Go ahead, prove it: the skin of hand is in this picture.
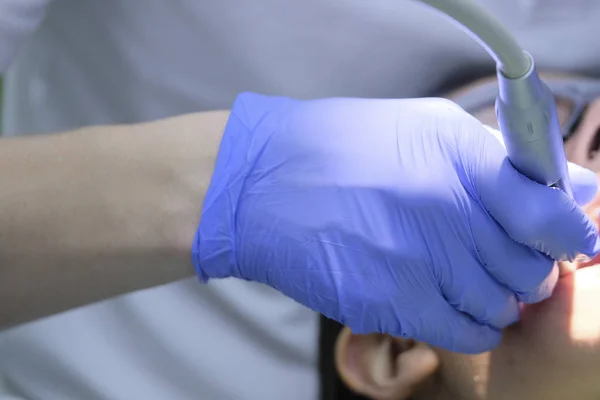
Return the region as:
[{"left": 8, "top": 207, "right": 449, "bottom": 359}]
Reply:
[{"left": 334, "top": 73, "right": 600, "bottom": 400}]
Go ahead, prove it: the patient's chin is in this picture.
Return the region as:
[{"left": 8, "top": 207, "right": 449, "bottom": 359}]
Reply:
[
  {"left": 437, "top": 266, "right": 600, "bottom": 400},
  {"left": 514, "top": 266, "right": 600, "bottom": 344},
  {"left": 488, "top": 266, "right": 600, "bottom": 394}
]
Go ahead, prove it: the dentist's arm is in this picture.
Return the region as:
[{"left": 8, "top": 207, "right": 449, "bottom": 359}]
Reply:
[{"left": 0, "top": 111, "right": 228, "bottom": 328}]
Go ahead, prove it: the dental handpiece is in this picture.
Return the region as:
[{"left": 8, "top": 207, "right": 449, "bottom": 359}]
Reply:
[
  {"left": 495, "top": 54, "right": 573, "bottom": 198},
  {"left": 414, "top": 0, "right": 573, "bottom": 198}
]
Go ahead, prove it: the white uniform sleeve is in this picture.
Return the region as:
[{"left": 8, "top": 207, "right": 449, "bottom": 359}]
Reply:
[{"left": 0, "top": 0, "right": 52, "bottom": 73}]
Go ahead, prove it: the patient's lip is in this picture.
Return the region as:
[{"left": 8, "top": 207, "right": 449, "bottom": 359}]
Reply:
[
  {"left": 575, "top": 253, "right": 592, "bottom": 264},
  {"left": 559, "top": 260, "right": 578, "bottom": 276}
]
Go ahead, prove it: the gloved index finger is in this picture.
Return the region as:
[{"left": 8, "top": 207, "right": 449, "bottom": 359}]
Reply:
[
  {"left": 483, "top": 125, "right": 599, "bottom": 207},
  {"left": 474, "top": 131, "right": 600, "bottom": 262}
]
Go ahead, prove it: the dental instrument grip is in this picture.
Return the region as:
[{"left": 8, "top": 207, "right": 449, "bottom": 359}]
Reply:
[
  {"left": 414, "top": 0, "right": 573, "bottom": 198},
  {"left": 495, "top": 53, "right": 573, "bottom": 198}
]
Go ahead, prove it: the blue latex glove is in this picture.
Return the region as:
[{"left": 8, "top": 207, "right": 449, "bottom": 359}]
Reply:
[{"left": 194, "top": 94, "right": 599, "bottom": 353}]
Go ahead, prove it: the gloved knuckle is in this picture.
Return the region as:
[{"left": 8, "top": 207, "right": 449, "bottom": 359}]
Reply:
[
  {"left": 529, "top": 286, "right": 553, "bottom": 303},
  {"left": 514, "top": 266, "right": 553, "bottom": 296},
  {"left": 509, "top": 207, "right": 551, "bottom": 244},
  {"left": 518, "top": 286, "right": 549, "bottom": 304},
  {"left": 429, "top": 97, "right": 464, "bottom": 112},
  {"left": 486, "top": 297, "right": 519, "bottom": 328},
  {"left": 411, "top": 97, "right": 466, "bottom": 119},
  {"left": 517, "top": 262, "right": 557, "bottom": 303}
]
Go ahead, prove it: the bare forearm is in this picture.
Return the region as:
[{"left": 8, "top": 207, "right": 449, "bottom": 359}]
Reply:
[{"left": 0, "top": 111, "right": 229, "bottom": 328}]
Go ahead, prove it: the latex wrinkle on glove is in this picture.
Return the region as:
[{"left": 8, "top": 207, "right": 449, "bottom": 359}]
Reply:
[{"left": 194, "top": 93, "right": 600, "bottom": 353}]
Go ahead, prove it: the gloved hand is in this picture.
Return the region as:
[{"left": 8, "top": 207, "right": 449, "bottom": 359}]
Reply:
[{"left": 194, "top": 94, "right": 599, "bottom": 353}]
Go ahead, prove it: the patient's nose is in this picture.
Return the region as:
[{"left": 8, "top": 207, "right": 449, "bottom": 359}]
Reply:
[{"left": 565, "top": 99, "right": 600, "bottom": 172}]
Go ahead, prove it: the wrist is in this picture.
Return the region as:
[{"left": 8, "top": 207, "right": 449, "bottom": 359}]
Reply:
[
  {"left": 89, "top": 110, "right": 230, "bottom": 282},
  {"left": 193, "top": 93, "right": 299, "bottom": 281},
  {"left": 153, "top": 111, "right": 230, "bottom": 272},
  {"left": 192, "top": 104, "right": 255, "bottom": 281}
]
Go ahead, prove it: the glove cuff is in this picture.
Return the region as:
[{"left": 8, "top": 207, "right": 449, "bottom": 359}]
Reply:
[{"left": 192, "top": 92, "right": 291, "bottom": 282}]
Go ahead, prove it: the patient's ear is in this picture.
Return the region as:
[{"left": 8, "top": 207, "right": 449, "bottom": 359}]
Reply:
[{"left": 335, "top": 327, "right": 439, "bottom": 400}]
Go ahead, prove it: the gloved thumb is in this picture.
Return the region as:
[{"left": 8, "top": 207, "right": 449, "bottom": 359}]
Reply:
[{"left": 484, "top": 125, "right": 598, "bottom": 206}]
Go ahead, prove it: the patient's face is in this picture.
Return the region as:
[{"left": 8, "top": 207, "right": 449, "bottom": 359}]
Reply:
[
  {"left": 335, "top": 74, "right": 600, "bottom": 400},
  {"left": 337, "top": 266, "right": 600, "bottom": 400},
  {"left": 436, "top": 265, "right": 600, "bottom": 400}
]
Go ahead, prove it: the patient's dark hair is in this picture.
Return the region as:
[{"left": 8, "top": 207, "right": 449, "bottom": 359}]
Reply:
[{"left": 319, "top": 315, "right": 370, "bottom": 400}]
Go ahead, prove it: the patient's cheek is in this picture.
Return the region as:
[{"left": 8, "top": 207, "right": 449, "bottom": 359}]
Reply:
[{"left": 481, "top": 267, "right": 600, "bottom": 400}]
